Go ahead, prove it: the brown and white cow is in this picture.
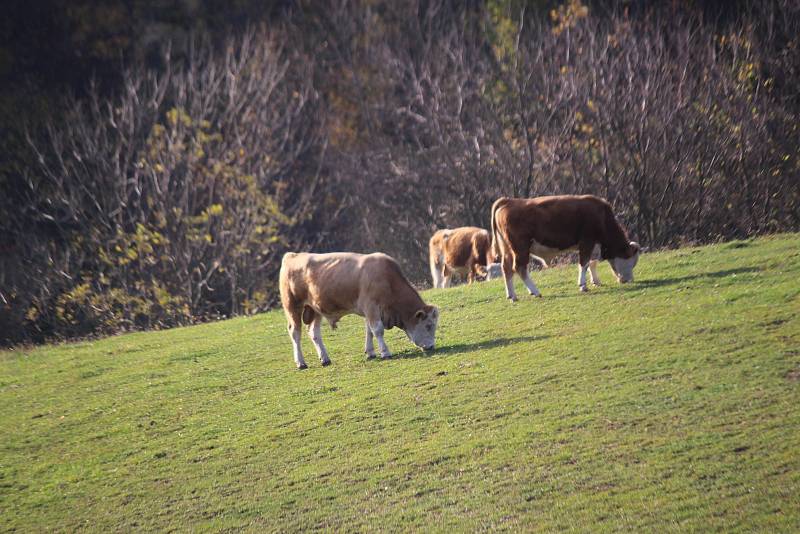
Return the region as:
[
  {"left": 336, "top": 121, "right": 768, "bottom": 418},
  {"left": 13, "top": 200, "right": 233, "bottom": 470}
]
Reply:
[
  {"left": 279, "top": 252, "right": 439, "bottom": 369},
  {"left": 429, "top": 226, "right": 497, "bottom": 288},
  {"left": 490, "top": 195, "right": 640, "bottom": 301}
]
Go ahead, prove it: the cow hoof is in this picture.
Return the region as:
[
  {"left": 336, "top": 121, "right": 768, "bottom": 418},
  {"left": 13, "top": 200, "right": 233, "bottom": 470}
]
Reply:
[
  {"left": 380, "top": 354, "right": 392, "bottom": 360},
  {"left": 579, "top": 285, "right": 588, "bottom": 293},
  {"left": 508, "top": 296, "right": 518, "bottom": 303},
  {"left": 366, "top": 353, "right": 376, "bottom": 360},
  {"left": 297, "top": 363, "right": 308, "bottom": 370},
  {"left": 321, "top": 359, "right": 331, "bottom": 367},
  {"left": 534, "top": 293, "right": 542, "bottom": 298}
]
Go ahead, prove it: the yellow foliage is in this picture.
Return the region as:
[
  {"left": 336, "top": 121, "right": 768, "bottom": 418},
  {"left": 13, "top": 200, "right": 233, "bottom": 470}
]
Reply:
[
  {"left": 551, "top": 0, "right": 589, "bottom": 36},
  {"left": 166, "top": 107, "right": 192, "bottom": 128},
  {"left": 25, "top": 306, "right": 39, "bottom": 322}
]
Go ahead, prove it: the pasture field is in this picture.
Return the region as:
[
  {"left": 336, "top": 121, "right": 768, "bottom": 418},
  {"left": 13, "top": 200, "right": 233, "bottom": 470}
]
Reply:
[{"left": 1, "top": 234, "right": 799, "bottom": 532}]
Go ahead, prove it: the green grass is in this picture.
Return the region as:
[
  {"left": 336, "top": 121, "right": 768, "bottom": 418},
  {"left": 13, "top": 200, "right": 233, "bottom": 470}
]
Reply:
[{"left": 2, "top": 234, "right": 799, "bottom": 532}]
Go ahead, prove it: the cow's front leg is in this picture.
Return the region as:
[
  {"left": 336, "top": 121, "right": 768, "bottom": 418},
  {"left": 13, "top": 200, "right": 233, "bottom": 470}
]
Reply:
[
  {"left": 307, "top": 314, "right": 331, "bottom": 366},
  {"left": 364, "top": 321, "right": 376, "bottom": 359},
  {"left": 502, "top": 255, "right": 517, "bottom": 301},
  {"left": 466, "top": 260, "right": 477, "bottom": 284},
  {"left": 287, "top": 318, "right": 307, "bottom": 370},
  {"left": 589, "top": 260, "right": 601, "bottom": 286},
  {"left": 368, "top": 319, "right": 392, "bottom": 359}
]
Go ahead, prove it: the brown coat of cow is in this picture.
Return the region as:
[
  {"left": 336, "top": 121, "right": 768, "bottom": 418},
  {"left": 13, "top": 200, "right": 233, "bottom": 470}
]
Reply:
[
  {"left": 490, "top": 195, "right": 640, "bottom": 300},
  {"left": 428, "top": 227, "right": 493, "bottom": 288},
  {"left": 279, "top": 252, "right": 439, "bottom": 369}
]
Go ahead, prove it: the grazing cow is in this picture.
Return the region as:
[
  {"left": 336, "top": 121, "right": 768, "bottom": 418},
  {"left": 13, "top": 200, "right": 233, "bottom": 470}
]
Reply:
[
  {"left": 279, "top": 252, "right": 439, "bottom": 369},
  {"left": 490, "top": 195, "right": 640, "bottom": 301},
  {"left": 429, "top": 227, "right": 497, "bottom": 288}
]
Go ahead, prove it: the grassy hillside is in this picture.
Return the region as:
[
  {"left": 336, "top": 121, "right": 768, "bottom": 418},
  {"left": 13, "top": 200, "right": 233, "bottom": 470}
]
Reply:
[{"left": 2, "top": 234, "right": 799, "bottom": 532}]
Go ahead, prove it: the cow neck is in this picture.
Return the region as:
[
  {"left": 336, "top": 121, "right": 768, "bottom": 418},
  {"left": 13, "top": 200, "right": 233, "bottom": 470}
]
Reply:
[
  {"left": 383, "top": 282, "right": 424, "bottom": 331},
  {"left": 601, "top": 209, "right": 632, "bottom": 259}
]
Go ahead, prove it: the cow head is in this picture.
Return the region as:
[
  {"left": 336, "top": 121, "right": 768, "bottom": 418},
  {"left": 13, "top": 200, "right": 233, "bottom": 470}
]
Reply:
[
  {"left": 405, "top": 305, "right": 439, "bottom": 351},
  {"left": 609, "top": 241, "right": 640, "bottom": 283},
  {"left": 485, "top": 262, "right": 503, "bottom": 280}
]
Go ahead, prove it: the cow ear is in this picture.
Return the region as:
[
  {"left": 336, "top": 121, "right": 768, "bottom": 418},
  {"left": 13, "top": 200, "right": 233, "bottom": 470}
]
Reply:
[
  {"left": 424, "top": 305, "right": 438, "bottom": 319},
  {"left": 415, "top": 309, "right": 426, "bottom": 320}
]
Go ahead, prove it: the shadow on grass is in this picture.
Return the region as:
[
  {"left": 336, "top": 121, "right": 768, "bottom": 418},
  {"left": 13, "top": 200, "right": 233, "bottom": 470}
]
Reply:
[
  {"left": 380, "top": 335, "right": 549, "bottom": 361},
  {"left": 630, "top": 266, "right": 760, "bottom": 289},
  {"left": 504, "top": 266, "right": 762, "bottom": 299}
]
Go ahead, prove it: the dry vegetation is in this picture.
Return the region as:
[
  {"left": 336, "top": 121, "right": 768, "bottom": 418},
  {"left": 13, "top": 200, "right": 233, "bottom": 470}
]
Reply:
[{"left": 2, "top": 0, "right": 798, "bottom": 343}]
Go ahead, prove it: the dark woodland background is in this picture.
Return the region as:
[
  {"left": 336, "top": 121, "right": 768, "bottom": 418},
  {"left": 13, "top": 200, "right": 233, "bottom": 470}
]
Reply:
[{"left": 1, "top": 0, "right": 798, "bottom": 344}]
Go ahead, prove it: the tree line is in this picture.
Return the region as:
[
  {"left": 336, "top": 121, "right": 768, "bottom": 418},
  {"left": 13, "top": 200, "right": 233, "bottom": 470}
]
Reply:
[{"left": 1, "top": 0, "right": 798, "bottom": 344}]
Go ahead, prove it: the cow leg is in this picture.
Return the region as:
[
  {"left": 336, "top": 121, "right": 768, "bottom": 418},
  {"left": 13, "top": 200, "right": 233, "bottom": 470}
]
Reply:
[
  {"left": 514, "top": 248, "right": 541, "bottom": 298},
  {"left": 474, "top": 262, "right": 488, "bottom": 281},
  {"left": 430, "top": 253, "right": 443, "bottom": 288},
  {"left": 442, "top": 267, "right": 453, "bottom": 288},
  {"left": 466, "top": 259, "right": 476, "bottom": 284},
  {"left": 364, "top": 321, "right": 376, "bottom": 359},
  {"left": 368, "top": 319, "right": 392, "bottom": 359},
  {"left": 436, "top": 264, "right": 446, "bottom": 289},
  {"left": 578, "top": 241, "right": 595, "bottom": 292},
  {"left": 520, "top": 271, "right": 541, "bottom": 298},
  {"left": 577, "top": 263, "right": 590, "bottom": 292},
  {"left": 589, "top": 259, "right": 602, "bottom": 286},
  {"left": 286, "top": 311, "right": 307, "bottom": 370},
  {"left": 306, "top": 313, "right": 331, "bottom": 366},
  {"left": 501, "top": 253, "right": 517, "bottom": 301}
]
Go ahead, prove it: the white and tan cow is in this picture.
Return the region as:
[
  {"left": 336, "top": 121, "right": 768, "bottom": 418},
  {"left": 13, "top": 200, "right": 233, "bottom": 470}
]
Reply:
[
  {"left": 490, "top": 195, "right": 640, "bottom": 301},
  {"left": 279, "top": 252, "right": 439, "bottom": 369},
  {"left": 429, "top": 226, "right": 497, "bottom": 288}
]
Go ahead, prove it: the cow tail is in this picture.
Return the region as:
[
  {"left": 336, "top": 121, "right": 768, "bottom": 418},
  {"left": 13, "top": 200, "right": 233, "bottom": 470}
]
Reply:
[
  {"left": 490, "top": 197, "right": 509, "bottom": 264},
  {"left": 429, "top": 236, "right": 443, "bottom": 288}
]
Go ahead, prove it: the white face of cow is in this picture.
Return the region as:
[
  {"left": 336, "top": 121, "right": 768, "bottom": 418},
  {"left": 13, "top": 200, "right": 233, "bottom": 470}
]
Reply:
[
  {"left": 485, "top": 263, "right": 503, "bottom": 280},
  {"left": 610, "top": 241, "right": 640, "bottom": 283},
  {"left": 405, "top": 305, "right": 439, "bottom": 351}
]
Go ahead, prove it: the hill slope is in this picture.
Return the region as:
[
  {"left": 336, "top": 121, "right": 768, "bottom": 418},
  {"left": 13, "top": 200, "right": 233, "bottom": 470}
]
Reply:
[{"left": 2, "top": 235, "right": 799, "bottom": 531}]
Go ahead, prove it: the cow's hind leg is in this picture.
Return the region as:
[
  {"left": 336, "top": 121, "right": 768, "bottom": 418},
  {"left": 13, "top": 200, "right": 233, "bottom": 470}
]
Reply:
[
  {"left": 501, "top": 253, "right": 517, "bottom": 301},
  {"left": 514, "top": 247, "right": 541, "bottom": 298},
  {"left": 520, "top": 271, "right": 541, "bottom": 298},
  {"left": 442, "top": 265, "right": 453, "bottom": 288},
  {"left": 364, "top": 320, "right": 376, "bottom": 359},
  {"left": 430, "top": 253, "right": 444, "bottom": 288},
  {"left": 286, "top": 309, "right": 307, "bottom": 370},
  {"left": 306, "top": 312, "right": 331, "bottom": 366},
  {"left": 589, "top": 260, "right": 601, "bottom": 286}
]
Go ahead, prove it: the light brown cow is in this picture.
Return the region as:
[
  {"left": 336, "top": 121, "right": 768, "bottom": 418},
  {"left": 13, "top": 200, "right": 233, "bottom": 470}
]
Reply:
[
  {"left": 490, "top": 195, "right": 640, "bottom": 300},
  {"left": 428, "top": 227, "right": 495, "bottom": 288},
  {"left": 279, "top": 252, "right": 439, "bottom": 369}
]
